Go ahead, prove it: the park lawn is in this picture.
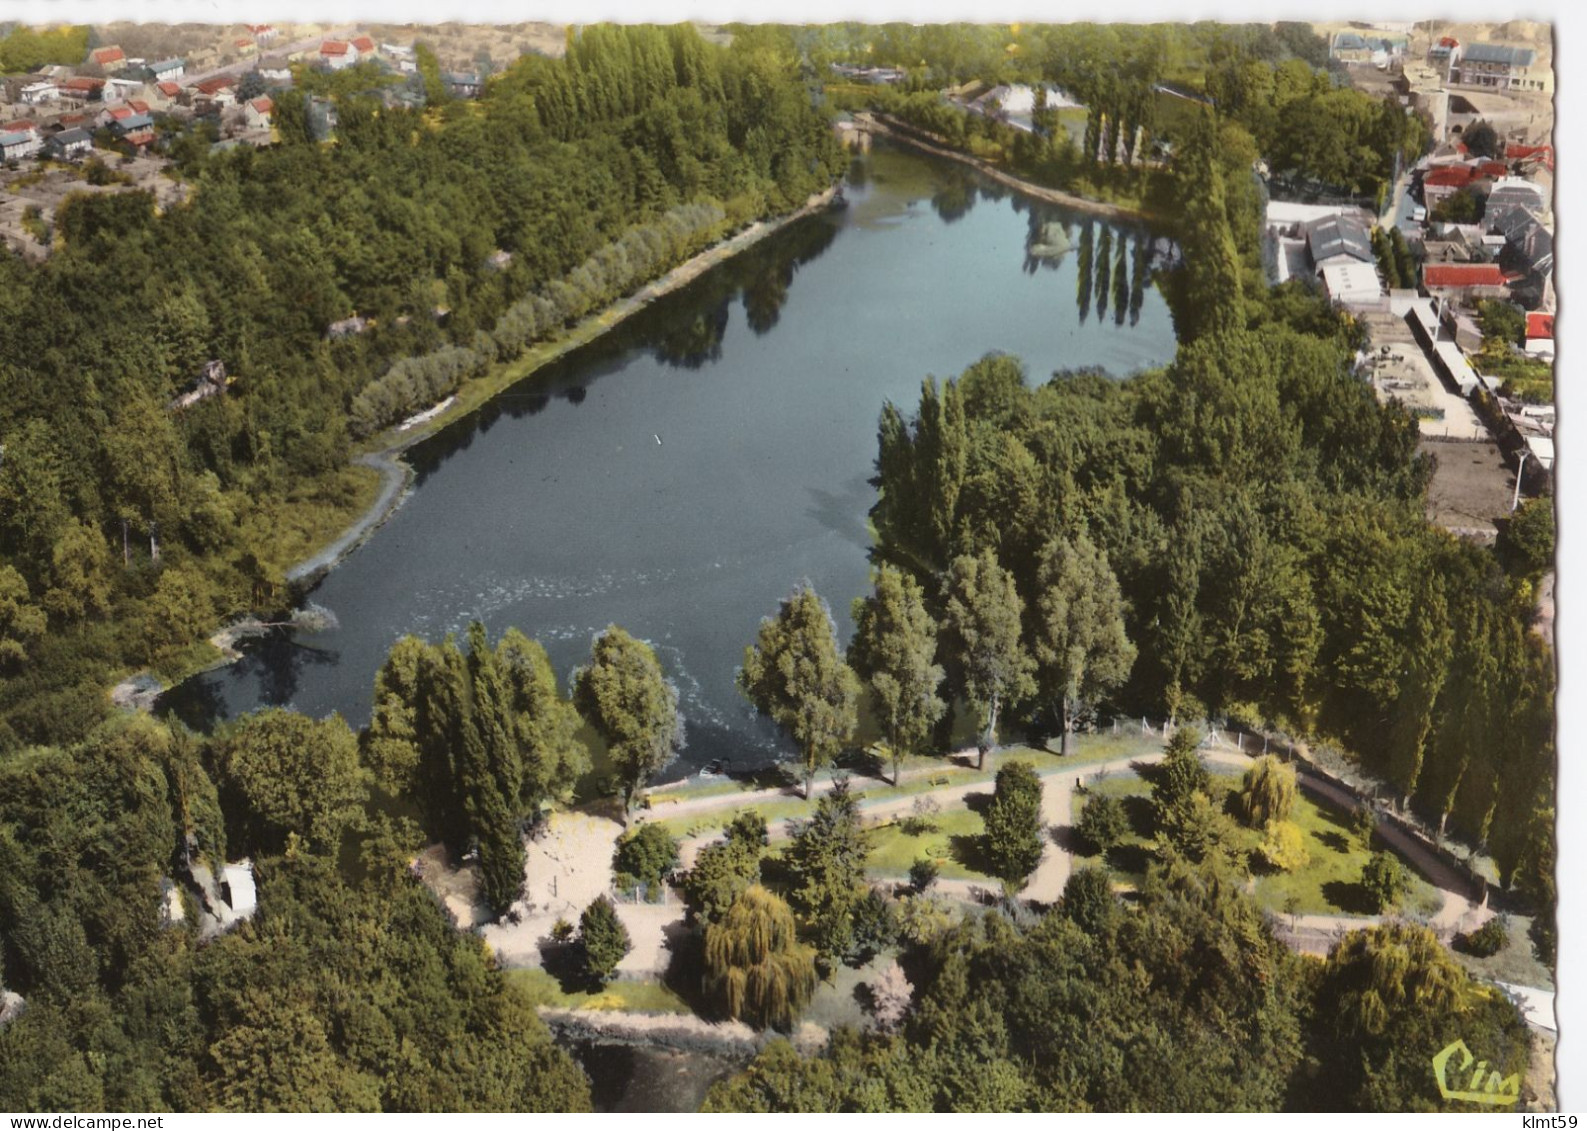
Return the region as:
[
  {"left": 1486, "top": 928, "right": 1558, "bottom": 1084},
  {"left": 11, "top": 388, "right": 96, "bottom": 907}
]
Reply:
[
  {"left": 503, "top": 967, "right": 692, "bottom": 1014},
  {"left": 1070, "top": 772, "right": 1157, "bottom": 890},
  {"left": 864, "top": 807, "right": 992, "bottom": 882},
  {"left": 1072, "top": 770, "right": 1444, "bottom": 917},
  {"left": 1451, "top": 913, "right": 1554, "bottom": 991}
]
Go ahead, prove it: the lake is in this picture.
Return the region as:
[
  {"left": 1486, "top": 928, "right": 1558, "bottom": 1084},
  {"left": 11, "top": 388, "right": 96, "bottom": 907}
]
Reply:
[{"left": 161, "top": 141, "right": 1179, "bottom": 779}]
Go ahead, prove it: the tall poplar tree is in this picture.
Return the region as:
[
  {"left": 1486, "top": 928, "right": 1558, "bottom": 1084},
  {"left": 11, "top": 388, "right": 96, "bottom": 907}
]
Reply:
[
  {"left": 739, "top": 584, "right": 860, "bottom": 799},
  {"left": 1031, "top": 533, "right": 1135, "bottom": 757},
  {"left": 849, "top": 566, "right": 946, "bottom": 785},
  {"left": 942, "top": 549, "right": 1035, "bottom": 769}
]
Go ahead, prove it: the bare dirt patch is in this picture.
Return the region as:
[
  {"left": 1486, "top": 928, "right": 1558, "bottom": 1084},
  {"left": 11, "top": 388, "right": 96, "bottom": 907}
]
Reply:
[{"left": 1418, "top": 438, "right": 1514, "bottom": 537}]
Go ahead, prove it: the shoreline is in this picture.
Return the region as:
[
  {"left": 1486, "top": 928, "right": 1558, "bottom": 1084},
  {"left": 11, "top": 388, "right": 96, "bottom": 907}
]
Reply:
[
  {"left": 282, "top": 185, "right": 841, "bottom": 589},
  {"left": 857, "top": 111, "right": 1164, "bottom": 225}
]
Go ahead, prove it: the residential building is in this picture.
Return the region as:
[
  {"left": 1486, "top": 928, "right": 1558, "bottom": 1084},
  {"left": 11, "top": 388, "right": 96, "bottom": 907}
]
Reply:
[
  {"left": 444, "top": 72, "right": 484, "bottom": 99},
  {"left": 1320, "top": 262, "right": 1384, "bottom": 307},
  {"left": 1450, "top": 43, "right": 1548, "bottom": 92},
  {"left": 1422, "top": 262, "right": 1510, "bottom": 302},
  {"left": 153, "top": 81, "right": 182, "bottom": 107},
  {"left": 244, "top": 97, "right": 273, "bottom": 130},
  {"left": 104, "top": 76, "right": 146, "bottom": 102},
  {"left": 1331, "top": 31, "right": 1408, "bottom": 65},
  {"left": 58, "top": 77, "right": 106, "bottom": 104},
  {"left": 19, "top": 81, "right": 59, "bottom": 106},
  {"left": 0, "top": 132, "right": 36, "bottom": 163},
  {"left": 149, "top": 58, "right": 185, "bottom": 82},
  {"left": 320, "top": 40, "right": 358, "bottom": 69},
  {"left": 1484, "top": 177, "right": 1549, "bottom": 232},
  {"left": 1304, "top": 213, "right": 1375, "bottom": 273},
  {"left": 1428, "top": 35, "right": 1461, "bottom": 69},
  {"left": 89, "top": 45, "right": 127, "bottom": 72},
  {"left": 44, "top": 127, "right": 93, "bottom": 160},
  {"left": 351, "top": 35, "right": 377, "bottom": 56},
  {"left": 1524, "top": 312, "right": 1554, "bottom": 359},
  {"left": 97, "top": 104, "right": 135, "bottom": 129}
]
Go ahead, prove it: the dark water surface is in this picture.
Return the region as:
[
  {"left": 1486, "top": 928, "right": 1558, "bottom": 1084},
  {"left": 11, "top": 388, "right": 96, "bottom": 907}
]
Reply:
[{"left": 162, "top": 143, "right": 1178, "bottom": 776}]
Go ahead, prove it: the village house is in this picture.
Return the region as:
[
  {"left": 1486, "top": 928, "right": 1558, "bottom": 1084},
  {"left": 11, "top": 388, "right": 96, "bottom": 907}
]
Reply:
[
  {"left": 233, "top": 38, "right": 258, "bottom": 57},
  {"left": 445, "top": 72, "right": 484, "bottom": 99},
  {"left": 89, "top": 45, "right": 127, "bottom": 72},
  {"left": 149, "top": 58, "right": 185, "bottom": 83},
  {"left": 1524, "top": 312, "right": 1554, "bottom": 360},
  {"left": 1304, "top": 213, "right": 1375, "bottom": 273},
  {"left": 256, "top": 59, "right": 293, "bottom": 85},
  {"left": 1419, "top": 161, "right": 1506, "bottom": 213},
  {"left": 1449, "top": 43, "right": 1548, "bottom": 93},
  {"left": 0, "top": 122, "right": 42, "bottom": 160},
  {"left": 18, "top": 80, "right": 59, "bottom": 106},
  {"left": 320, "top": 40, "right": 358, "bottom": 69},
  {"left": 57, "top": 76, "right": 106, "bottom": 105},
  {"left": 1496, "top": 209, "right": 1554, "bottom": 308},
  {"left": 43, "top": 127, "right": 93, "bottom": 160},
  {"left": 246, "top": 24, "right": 278, "bottom": 43},
  {"left": 244, "top": 97, "right": 273, "bottom": 130},
  {"left": 351, "top": 35, "right": 377, "bottom": 57},
  {"left": 381, "top": 43, "right": 417, "bottom": 73},
  {"left": 97, "top": 104, "right": 135, "bottom": 130},
  {"left": 111, "top": 112, "right": 156, "bottom": 150},
  {"left": 1428, "top": 35, "right": 1460, "bottom": 70},
  {"left": 1484, "top": 177, "right": 1550, "bottom": 232},
  {"left": 104, "top": 76, "right": 146, "bottom": 103},
  {"left": 1422, "top": 262, "right": 1510, "bottom": 303},
  {"left": 152, "top": 81, "right": 183, "bottom": 108},
  {"left": 1331, "top": 30, "right": 1408, "bottom": 66}
]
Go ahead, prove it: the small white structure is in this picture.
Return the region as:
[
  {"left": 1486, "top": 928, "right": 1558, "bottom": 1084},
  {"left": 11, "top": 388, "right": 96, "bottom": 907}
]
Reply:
[
  {"left": 221, "top": 860, "right": 258, "bottom": 919},
  {"left": 19, "top": 81, "right": 58, "bottom": 105},
  {"left": 1525, "top": 435, "right": 1554, "bottom": 472},
  {"left": 159, "top": 877, "right": 187, "bottom": 926},
  {"left": 1321, "top": 261, "right": 1383, "bottom": 307}
]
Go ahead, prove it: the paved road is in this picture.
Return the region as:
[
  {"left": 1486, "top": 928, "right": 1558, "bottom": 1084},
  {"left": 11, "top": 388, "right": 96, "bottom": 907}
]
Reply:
[{"left": 181, "top": 26, "right": 356, "bottom": 90}]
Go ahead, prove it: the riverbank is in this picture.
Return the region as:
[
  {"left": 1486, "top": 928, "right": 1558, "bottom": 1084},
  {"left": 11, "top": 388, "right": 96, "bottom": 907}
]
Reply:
[
  {"left": 280, "top": 184, "right": 835, "bottom": 588},
  {"left": 856, "top": 111, "right": 1165, "bottom": 225}
]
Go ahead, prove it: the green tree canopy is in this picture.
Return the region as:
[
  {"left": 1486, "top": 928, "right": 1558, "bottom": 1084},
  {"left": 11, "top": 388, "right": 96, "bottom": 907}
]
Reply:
[
  {"left": 213, "top": 709, "right": 366, "bottom": 856},
  {"left": 704, "top": 884, "right": 818, "bottom": 1031},
  {"left": 1030, "top": 532, "right": 1135, "bottom": 755},
  {"left": 574, "top": 625, "right": 681, "bottom": 816},
  {"left": 849, "top": 565, "right": 947, "bottom": 785},
  {"left": 941, "top": 549, "right": 1035, "bottom": 768},
  {"left": 983, "top": 760, "right": 1046, "bottom": 889},
  {"left": 739, "top": 584, "right": 860, "bottom": 798},
  {"left": 578, "top": 895, "right": 631, "bottom": 985}
]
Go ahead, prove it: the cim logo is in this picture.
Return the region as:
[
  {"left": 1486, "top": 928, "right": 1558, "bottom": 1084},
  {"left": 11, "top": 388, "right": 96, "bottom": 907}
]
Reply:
[{"left": 1432, "top": 1038, "right": 1521, "bottom": 1107}]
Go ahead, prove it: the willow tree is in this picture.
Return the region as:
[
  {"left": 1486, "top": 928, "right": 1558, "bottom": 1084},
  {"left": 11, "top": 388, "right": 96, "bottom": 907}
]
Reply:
[
  {"left": 704, "top": 884, "right": 818, "bottom": 1031},
  {"left": 739, "top": 584, "right": 860, "bottom": 799},
  {"left": 573, "top": 625, "right": 681, "bottom": 818},
  {"left": 1031, "top": 533, "right": 1135, "bottom": 757},
  {"left": 941, "top": 550, "right": 1034, "bottom": 769},
  {"left": 1235, "top": 755, "right": 1297, "bottom": 829},
  {"left": 849, "top": 566, "right": 946, "bottom": 785}
]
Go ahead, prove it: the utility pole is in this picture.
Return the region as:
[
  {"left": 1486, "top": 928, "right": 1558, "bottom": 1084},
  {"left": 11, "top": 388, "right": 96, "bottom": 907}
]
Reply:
[
  {"left": 1511, "top": 449, "right": 1530, "bottom": 511},
  {"left": 121, "top": 518, "right": 129, "bottom": 567}
]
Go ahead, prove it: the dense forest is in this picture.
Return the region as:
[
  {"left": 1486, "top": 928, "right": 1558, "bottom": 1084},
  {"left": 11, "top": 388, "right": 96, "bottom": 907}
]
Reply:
[{"left": 0, "top": 23, "right": 843, "bottom": 748}]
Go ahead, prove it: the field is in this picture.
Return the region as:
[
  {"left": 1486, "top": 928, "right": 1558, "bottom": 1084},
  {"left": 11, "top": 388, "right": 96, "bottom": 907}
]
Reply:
[
  {"left": 504, "top": 967, "right": 692, "bottom": 1014},
  {"left": 1418, "top": 439, "right": 1514, "bottom": 538}
]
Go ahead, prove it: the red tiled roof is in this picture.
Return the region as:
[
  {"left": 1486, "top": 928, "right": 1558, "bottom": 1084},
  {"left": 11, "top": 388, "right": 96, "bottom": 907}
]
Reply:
[
  {"left": 351, "top": 36, "right": 375, "bottom": 53},
  {"left": 1424, "top": 166, "right": 1475, "bottom": 187},
  {"left": 91, "top": 46, "right": 125, "bottom": 65},
  {"left": 59, "top": 113, "right": 89, "bottom": 126},
  {"left": 2, "top": 120, "right": 37, "bottom": 135},
  {"left": 128, "top": 100, "right": 150, "bottom": 113},
  {"left": 194, "top": 76, "right": 235, "bottom": 94},
  {"left": 1424, "top": 263, "right": 1507, "bottom": 288},
  {"left": 321, "top": 40, "right": 349, "bottom": 55},
  {"left": 1507, "top": 143, "right": 1555, "bottom": 171},
  {"left": 123, "top": 130, "right": 155, "bottom": 147},
  {"left": 108, "top": 106, "right": 134, "bottom": 120},
  {"left": 1527, "top": 313, "right": 1554, "bottom": 340},
  {"left": 61, "top": 76, "right": 105, "bottom": 92},
  {"left": 250, "top": 97, "right": 273, "bottom": 113},
  {"left": 1439, "top": 36, "right": 1460, "bottom": 47},
  {"left": 157, "top": 81, "right": 181, "bottom": 96},
  {"left": 1477, "top": 160, "right": 1509, "bottom": 179}
]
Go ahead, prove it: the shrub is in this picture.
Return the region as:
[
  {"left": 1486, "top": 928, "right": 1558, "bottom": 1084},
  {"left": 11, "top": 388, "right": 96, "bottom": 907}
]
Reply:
[
  {"left": 1076, "top": 794, "right": 1128, "bottom": 854},
  {"left": 550, "top": 917, "right": 575, "bottom": 943},
  {"left": 578, "top": 896, "right": 631, "bottom": 985},
  {"left": 1360, "top": 852, "right": 1408, "bottom": 913},
  {"left": 866, "top": 961, "right": 913, "bottom": 1033},
  {"left": 845, "top": 888, "right": 898, "bottom": 967},
  {"left": 983, "top": 760, "right": 1045, "bottom": 889},
  {"left": 1257, "top": 819, "right": 1310, "bottom": 872},
  {"left": 1461, "top": 915, "right": 1510, "bottom": 958},
  {"left": 613, "top": 821, "right": 680, "bottom": 898},
  {"left": 908, "top": 856, "right": 940, "bottom": 893},
  {"left": 1236, "top": 756, "right": 1297, "bottom": 829}
]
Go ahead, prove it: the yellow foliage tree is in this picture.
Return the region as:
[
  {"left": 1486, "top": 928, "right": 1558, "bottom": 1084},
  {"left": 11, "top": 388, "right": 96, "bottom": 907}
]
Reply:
[{"left": 704, "top": 884, "right": 818, "bottom": 1031}]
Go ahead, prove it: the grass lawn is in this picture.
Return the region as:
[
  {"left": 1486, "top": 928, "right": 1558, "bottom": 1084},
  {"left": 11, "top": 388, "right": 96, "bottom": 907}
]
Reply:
[
  {"left": 503, "top": 967, "right": 692, "bottom": 1014},
  {"left": 865, "top": 807, "right": 992, "bottom": 881},
  {"left": 1450, "top": 913, "right": 1554, "bottom": 991},
  {"left": 1071, "top": 770, "right": 1445, "bottom": 917}
]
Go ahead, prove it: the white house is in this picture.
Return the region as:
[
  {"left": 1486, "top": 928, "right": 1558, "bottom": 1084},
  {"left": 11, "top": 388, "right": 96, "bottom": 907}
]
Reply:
[
  {"left": 244, "top": 96, "right": 273, "bottom": 130},
  {"left": 19, "top": 81, "right": 58, "bottom": 105},
  {"left": 319, "top": 40, "right": 358, "bottom": 69},
  {"left": 149, "top": 58, "right": 185, "bottom": 82}
]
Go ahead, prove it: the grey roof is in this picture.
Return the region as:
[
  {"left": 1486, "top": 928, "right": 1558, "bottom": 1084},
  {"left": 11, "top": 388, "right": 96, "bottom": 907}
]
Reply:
[
  {"left": 116, "top": 113, "right": 154, "bottom": 131},
  {"left": 1305, "top": 214, "right": 1374, "bottom": 265},
  {"left": 51, "top": 127, "right": 92, "bottom": 145},
  {"left": 151, "top": 58, "right": 184, "bottom": 71},
  {"left": 0, "top": 132, "right": 30, "bottom": 146},
  {"left": 1463, "top": 43, "right": 1536, "bottom": 66}
]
